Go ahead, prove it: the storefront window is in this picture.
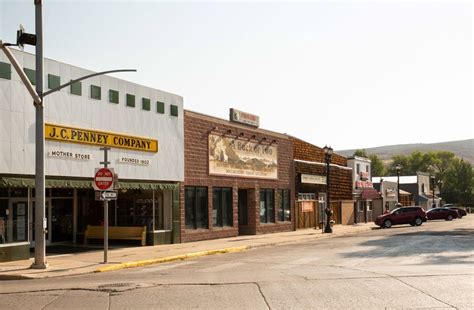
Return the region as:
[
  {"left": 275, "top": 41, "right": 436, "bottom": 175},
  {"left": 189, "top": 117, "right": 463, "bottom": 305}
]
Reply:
[
  {"left": 277, "top": 189, "right": 291, "bottom": 222},
  {"left": 153, "top": 191, "right": 164, "bottom": 230},
  {"left": 51, "top": 198, "right": 73, "bottom": 243},
  {"left": 1, "top": 199, "right": 28, "bottom": 244},
  {"left": 0, "top": 199, "right": 8, "bottom": 243},
  {"left": 298, "top": 193, "right": 316, "bottom": 201},
  {"left": 79, "top": 188, "right": 172, "bottom": 234},
  {"left": 260, "top": 189, "right": 275, "bottom": 223},
  {"left": 51, "top": 188, "right": 74, "bottom": 197},
  {"left": 134, "top": 191, "right": 154, "bottom": 228},
  {"left": 12, "top": 201, "right": 27, "bottom": 242},
  {"left": 185, "top": 187, "right": 208, "bottom": 229},
  {"left": 10, "top": 188, "right": 27, "bottom": 198},
  {"left": 0, "top": 188, "right": 9, "bottom": 197},
  {"left": 213, "top": 187, "right": 232, "bottom": 227}
]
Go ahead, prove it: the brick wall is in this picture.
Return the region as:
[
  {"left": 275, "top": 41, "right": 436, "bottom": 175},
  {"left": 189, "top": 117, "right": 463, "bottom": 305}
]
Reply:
[
  {"left": 294, "top": 161, "right": 353, "bottom": 201},
  {"left": 291, "top": 136, "right": 354, "bottom": 226},
  {"left": 181, "top": 111, "right": 295, "bottom": 242},
  {"left": 291, "top": 137, "right": 347, "bottom": 166}
]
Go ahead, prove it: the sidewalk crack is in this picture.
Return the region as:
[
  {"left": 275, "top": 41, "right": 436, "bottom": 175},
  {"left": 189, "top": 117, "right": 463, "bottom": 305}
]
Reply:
[
  {"left": 253, "top": 282, "right": 271, "bottom": 310},
  {"left": 336, "top": 265, "right": 458, "bottom": 309},
  {"left": 391, "top": 277, "right": 457, "bottom": 309},
  {"left": 40, "top": 290, "right": 66, "bottom": 310}
]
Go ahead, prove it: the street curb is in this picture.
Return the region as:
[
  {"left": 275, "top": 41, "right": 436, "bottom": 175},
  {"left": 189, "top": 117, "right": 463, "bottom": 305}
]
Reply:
[
  {"left": 94, "top": 245, "right": 249, "bottom": 273},
  {"left": 0, "top": 274, "right": 32, "bottom": 281},
  {"left": 94, "top": 226, "right": 375, "bottom": 273}
]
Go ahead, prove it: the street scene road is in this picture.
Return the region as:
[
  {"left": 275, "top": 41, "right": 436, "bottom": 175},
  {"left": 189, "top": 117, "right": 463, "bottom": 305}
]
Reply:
[{"left": 1, "top": 216, "right": 472, "bottom": 309}]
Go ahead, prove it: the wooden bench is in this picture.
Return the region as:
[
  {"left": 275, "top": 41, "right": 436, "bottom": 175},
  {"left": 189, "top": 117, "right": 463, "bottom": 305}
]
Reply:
[{"left": 84, "top": 225, "right": 146, "bottom": 246}]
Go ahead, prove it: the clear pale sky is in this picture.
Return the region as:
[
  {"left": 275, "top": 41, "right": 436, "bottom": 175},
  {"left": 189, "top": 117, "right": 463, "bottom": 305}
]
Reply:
[{"left": 1, "top": 0, "right": 472, "bottom": 150}]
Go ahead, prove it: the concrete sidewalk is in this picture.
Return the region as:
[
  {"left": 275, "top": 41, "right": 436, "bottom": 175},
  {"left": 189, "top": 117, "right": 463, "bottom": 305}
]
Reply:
[{"left": 0, "top": 223, "right": 375, "bottom": 280}]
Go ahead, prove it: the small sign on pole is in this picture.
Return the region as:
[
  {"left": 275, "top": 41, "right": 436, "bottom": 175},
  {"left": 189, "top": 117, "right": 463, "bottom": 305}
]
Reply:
[{"left": 95, "top": 190, "right": 118, "bottom": 201}]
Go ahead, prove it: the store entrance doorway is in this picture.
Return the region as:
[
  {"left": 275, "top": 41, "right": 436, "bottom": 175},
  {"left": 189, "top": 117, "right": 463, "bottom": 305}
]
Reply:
[
  {"left": 50, "top": 199, "right": 73, "bottom": 243},
  {"left": 237, "top": 189, "right": 248, "bottom": 235}
]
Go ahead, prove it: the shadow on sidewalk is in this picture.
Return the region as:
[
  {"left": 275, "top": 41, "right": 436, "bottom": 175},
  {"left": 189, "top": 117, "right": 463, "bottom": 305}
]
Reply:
[{"left": 341, "top": 227, "right": 474, "bottom": 265}]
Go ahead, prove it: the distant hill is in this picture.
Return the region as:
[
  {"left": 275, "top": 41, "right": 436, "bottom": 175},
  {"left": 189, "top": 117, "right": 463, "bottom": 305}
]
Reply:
[{"left": 337, "top": 139, "right": 474, "bottom": 166}]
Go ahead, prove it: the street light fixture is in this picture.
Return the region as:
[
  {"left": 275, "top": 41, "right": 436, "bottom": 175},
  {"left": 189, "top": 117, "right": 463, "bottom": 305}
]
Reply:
[
  {"left": 395, "top": 164, "right": 402, "bottom": 206},
  {"left": 1, "top": 1, "right": 135, "bottom": 269},
  {"left": 323, "top": 145, "right": 333, "bottom": 233}
]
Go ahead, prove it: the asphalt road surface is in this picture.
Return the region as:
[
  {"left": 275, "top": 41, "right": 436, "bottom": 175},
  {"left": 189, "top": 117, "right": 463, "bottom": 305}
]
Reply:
[{"left": 1, "top": 216, "right": 473, "bottom": 309}]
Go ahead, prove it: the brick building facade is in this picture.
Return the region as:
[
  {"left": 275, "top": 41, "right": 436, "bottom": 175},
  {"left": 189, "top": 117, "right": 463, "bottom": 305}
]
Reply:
[
  {"left": 181, "top": 111, "right": 295, "bottom": 243},
  {"left": 291, "top": 138, "right": 354, "bottom": 227}
]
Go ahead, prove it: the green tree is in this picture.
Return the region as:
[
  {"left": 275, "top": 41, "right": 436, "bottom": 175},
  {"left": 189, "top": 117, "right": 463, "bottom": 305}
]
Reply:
[
  {"left": 429, "top": 151, "right": 456, "bottom": 192},
  {"left": 387, "top": 150, "right": 473, "bottom": 206},
  {"left": 441, "top": 158, "right": 474, "bottom": 206},
  {"left": 353, "top": 149, "right": 368, "bottom": 157},
  {"left": 369, "top": 154, "right": 385, "bottom": 176},
  {"left": 388, "top": 155, "right": 411, "bottom": 175},
  {"left": 389, "top": 151, "right": 437, "bottom": 176}
]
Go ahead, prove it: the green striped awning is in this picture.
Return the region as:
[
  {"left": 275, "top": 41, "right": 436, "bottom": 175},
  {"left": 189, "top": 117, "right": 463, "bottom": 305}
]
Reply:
[{"left": 0, "top": 176, "right": 178, "bottom": 190}]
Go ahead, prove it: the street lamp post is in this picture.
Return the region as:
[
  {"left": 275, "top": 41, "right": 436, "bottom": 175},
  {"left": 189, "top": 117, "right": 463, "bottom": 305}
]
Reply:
[
  {"left": 395, "top": 164, "right": 402, "bottom": 206},
  {"left": 431, "top": 175, "right": 436, "bottom": 208},
  {"left": 438, "top": 179, "right": 443, "bottom": 203},
  {"left": 323, "top": 146, "right": 333, "bottom": 234},
  {"left": 32, "top": 0, "right": 47, "bottom": 269}
]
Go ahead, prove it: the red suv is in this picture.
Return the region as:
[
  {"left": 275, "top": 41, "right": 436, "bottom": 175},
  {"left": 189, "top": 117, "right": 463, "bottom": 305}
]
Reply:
[{"left": 375, "top": 206, "right": 427, "bottom": 228}]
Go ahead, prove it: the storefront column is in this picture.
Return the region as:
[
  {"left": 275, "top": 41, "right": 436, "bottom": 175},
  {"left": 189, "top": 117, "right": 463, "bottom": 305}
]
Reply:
[
  {"left": 172, "top": 186, "right": 180, "bottom": 243},
  {"left": 152, "top": 190, "right": 155, "bottom": 230},
  {"left": 73, "top": 189, "right": 77, "bottom": 244},
  {"left": 28, "top": 187, "right": 32, "bottom": 243}
]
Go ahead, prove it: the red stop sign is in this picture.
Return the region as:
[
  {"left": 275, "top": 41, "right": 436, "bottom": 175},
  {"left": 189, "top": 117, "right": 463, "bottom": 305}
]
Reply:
[{"left": 94, "top": 168, "right": 114, "bottom": 190}]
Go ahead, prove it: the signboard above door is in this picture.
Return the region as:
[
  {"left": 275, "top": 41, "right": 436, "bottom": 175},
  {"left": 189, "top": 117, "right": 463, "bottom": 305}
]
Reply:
[
  {"left": 301, "top": 174, "right": 327, "bottom": 185},
  {"left": 229, "top": 108, "right": 260, "bottom": 127}
]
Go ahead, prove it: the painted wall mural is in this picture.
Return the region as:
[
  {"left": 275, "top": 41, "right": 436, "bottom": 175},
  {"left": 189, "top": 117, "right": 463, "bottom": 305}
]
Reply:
[{"left": 208, "top": 134, "right": 278, "bottom": 179}]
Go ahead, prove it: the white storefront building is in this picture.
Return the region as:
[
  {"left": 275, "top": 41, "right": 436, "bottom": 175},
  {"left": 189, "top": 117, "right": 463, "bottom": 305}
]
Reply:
[{"left": 0, "top": 49, "right": 183, "bottom": 261}]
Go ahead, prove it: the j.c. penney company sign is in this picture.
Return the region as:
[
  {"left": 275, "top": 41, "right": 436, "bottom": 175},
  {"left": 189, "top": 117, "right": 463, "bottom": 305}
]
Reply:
[{"left": 45, "top": 123, "right": 158, "bottom": 153}]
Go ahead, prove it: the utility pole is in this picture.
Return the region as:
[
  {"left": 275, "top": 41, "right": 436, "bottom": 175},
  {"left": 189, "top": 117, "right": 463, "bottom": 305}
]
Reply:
[{"left": 32, "top": 0, "right": 47, "bottom": 269}]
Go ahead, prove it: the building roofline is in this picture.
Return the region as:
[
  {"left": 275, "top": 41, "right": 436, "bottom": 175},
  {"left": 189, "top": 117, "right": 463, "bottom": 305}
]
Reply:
[
  {"left": 7, "top": 48, "right": 182, "bottom": 99},
  {"left": 347, "top": 156, "right": 371, "bottom": 162},
  {"left": 294, "top": 159, "right": 353, "bottom": 170},
  {"left": 286, "top": 135, "right": 347, "bottom": 158},
  {"left": 184, "top": 109, "right": 290, "bottom": 140}
]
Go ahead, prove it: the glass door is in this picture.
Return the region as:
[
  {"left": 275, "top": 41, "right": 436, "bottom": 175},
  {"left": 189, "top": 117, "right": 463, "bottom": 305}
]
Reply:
[
  {"left": 50, "top": 199, "right": 73, "bottom": 243},
  {"left": 28, "top": 199, "right": 51, "bottom": 246},
  {"left": 6, "top": 201, "right": 29, "bottom": 243}
]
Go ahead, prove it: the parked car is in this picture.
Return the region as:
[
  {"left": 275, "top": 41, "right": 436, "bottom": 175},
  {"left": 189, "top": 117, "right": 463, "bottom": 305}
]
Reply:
[
  {"left": 442, "top": 204, "right": 467, "bottom": 218},
  {"left": 426, "top": 207, "right": 458, "bottom": 221},
  {"left": 448, "top": 207, "right": 467, "bottom": 218},
  {"left": 375, "top": 206, "right": 427, "bottom": 228}
]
